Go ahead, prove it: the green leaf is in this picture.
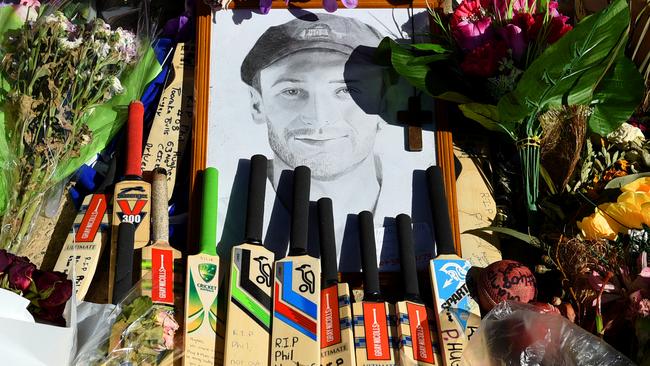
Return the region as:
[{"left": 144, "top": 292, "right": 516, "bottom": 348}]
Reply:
[
  {"left": 464, "top": 226, "right": 547, "bottom": 250},
  {"left": 52, "top": 46, "right": 162, "bottom": 182},
  {"left": 498, "top": 0, "right": 631, "bottom": 124},
  {"left": 458, "top": 103, "right": 516, "bottom": 139},
  {"left": 588, "top": 56, "right": 644, "bottom": 135},
  {"left": 0, "top": 6, "right": 24, "bottom": 38},
  {"left": 407, "top": 54, "right": 449, "bottom": 65},
  {"left": 408, "top": 43, "right": 452, "bottom": 53}
]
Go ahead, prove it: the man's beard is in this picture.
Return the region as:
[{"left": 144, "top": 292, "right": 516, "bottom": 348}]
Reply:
[{"left": 267, "top": 123, "right": 374, "bottom": 181}]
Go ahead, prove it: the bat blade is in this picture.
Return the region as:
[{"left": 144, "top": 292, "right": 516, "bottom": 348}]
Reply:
[
  {"left": 352, "top": 301, "right": 398, "bottom": 366},
  {"left": 184, "top": 167, "right": 221, "bottom": 365},
  {"left": 320, "top": 283, "right": 355, "bottom": 366},
  {"left": 396, "top": 301, "right": 440, "bottom": 366},
  {"left": 53, "top": 193, "right": 110, "bottom": 301},
  {"left": 271, "top": 255, "right": 321, "bottom": 366},
  {"left": 223, "top": 244, "right": 274, "bottom": 364}
]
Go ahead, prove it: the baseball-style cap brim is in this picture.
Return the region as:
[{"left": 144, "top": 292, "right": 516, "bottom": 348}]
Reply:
[{"left": 241, "top": 13, "right": 383, "bottom": 86}]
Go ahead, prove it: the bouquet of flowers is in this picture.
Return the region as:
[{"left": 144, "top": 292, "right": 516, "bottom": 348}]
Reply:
[
  {"left": 0, "top": 249, "right": 72, "bottom": 325},
  {"left": 377, "top": 0, "right": 644, "bottom": 228},
  {"left": 0, "top": 3, "right": 161, "bottom": 252}
]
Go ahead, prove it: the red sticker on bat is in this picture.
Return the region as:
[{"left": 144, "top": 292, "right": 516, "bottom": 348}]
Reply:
[
  {"left": 363, "top": 302, "right": 390, "bottom": 360},
  {"left": 320, "top": 286, "right": 341, "bottom": 348},
  {"left": 152, "top": 248, "right": 174, "bottom": 304},
  {"left": 407, "top": 302, "right": 435, "bottom": 364},
  {"left": 76, "top": 194, "right": 108, "bottom": 242}
]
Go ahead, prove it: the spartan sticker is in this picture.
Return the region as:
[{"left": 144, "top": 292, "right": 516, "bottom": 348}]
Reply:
[
  {"left": 254, "top": 255, "right": 272, "bottom": 287},
  {"left": 296, "top": 264, "right": 316, "bottom": 294}
]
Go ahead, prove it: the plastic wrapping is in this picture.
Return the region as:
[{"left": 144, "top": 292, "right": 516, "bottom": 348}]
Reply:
[
  {"left": 461, "top": 301, "right": 634, "bottom": 366},
  {"left": 73, "top": 275, "right": 182, "bottom": 366}
]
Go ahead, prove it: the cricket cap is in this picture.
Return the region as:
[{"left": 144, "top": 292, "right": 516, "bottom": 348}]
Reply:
[{"left": 241, "top": 13, "right": 383, "bottom": 86}]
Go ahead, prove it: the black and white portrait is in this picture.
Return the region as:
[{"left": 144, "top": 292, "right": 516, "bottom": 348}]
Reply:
[{"left": 208, "top": 9, "right": 437, "bottom": 272}]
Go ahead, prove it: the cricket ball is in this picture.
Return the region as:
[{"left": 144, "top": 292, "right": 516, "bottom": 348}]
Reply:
[{"left": 477, "top": 260, "right": 537, "bottom": 312}]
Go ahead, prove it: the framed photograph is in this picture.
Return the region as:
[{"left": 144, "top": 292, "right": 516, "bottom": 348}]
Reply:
[{"left": 192, "top": 1, "right": 459, "bottom": 273}]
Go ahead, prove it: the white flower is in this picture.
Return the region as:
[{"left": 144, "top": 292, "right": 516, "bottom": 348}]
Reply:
[
  {"left": 92, "top": 19, "right": 112, "bottom": 38},
  {"left": 607, "top": 123, "right": 645, "bottom": 147},
  {"left": 111, "top": 28, "right": 138, "bottom": 64},
  {"left": 109, "top": 77, "right": 124, "bottom": 95},
  {"left": 58, "top": 37, "right": 82, "bottom": 50},
  {"left": 93, "top": 40, "right": 112, "bottom": 59},
  {"left": 42, "top": 11, "right": 74, "bottom": 34}
]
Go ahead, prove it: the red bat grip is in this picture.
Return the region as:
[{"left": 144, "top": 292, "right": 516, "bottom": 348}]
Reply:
[{"left": 125, "top": 101, "right": 144, "bottom": 177}]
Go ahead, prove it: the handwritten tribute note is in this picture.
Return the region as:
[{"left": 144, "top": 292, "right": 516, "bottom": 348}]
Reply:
[{"left": 142, "top": 43, "right": 194, "bottom": 198}]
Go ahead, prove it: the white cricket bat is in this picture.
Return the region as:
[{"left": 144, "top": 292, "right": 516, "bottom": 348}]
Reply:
[
  {"left": 223, "top": 155, "right": 275, "bottom": 366},
  {"left": 184, "top": 167, "right": 221, "bottom": 365},
  {"left": 395, "top": 214, "right": 441, "bottom": 366},
  {"left": 271, "top": 166, "right": 320, "bottom": 366},
  {"left": 427, "top": 166, "right": 481, "bottom": 366},
  {"left": 53, "top": 162, "right": 114, "bottom": 301},
  {"left": 141, "top": 167, "right": 181, "bottom": 305},
  {"left": 318, "top": 197, "right": 355, "bottom": 366},
  {"left": 109, "top": 101, "right": 151, "bottom": 301},
  {"left": 353, "top": 211, "right": 398, "bottom": 366}
]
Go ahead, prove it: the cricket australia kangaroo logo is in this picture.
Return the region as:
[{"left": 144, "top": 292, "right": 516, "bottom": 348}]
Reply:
[
  {"left": 253, "top": 255, "right": 272, "bottom": 287},
  {"left": 296, "top": 264, "right": 315, "bottom": 294}
]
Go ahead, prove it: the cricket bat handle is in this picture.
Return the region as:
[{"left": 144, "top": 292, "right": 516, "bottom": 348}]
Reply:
[
  {"left": 125, "top": 101, "right": 144, "bottom": 177},
  {"left": 151, "top": 167, "right": 169, "bottom": 242}
]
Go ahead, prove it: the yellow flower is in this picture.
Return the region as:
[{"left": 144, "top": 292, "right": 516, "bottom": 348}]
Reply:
[
  {"left": 643, "top": 203, "right": 650, "bottom": 226},
  {"left": 603, "top": 201, "right": 645, "bottom": 231},
  {"left": 621, "top": 177, "right": 650, "bottom": 193},
  {"left": 617, "top": 191, "right": 650, "bottom": 209},
  {"left": 577, "top": 204, "right": 621, "bottom": 240}
]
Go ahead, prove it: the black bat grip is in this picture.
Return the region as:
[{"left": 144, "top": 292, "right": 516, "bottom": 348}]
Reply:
[
  {"left": 113, "top": 222, "right": 135, "bottom": 304},
  {"left": 290, "top": 166, "right": 310, "bottom": 255},
  {"left": 318, "top": 198, "right": 338, "bottom": 287},
  {"left": 245, "top": 155, "right": 267, "bottom": 244},
  {"left": 358, "top": 211, "right": 381, "bottom": 300},
  {"left": 426, "top": 166, "right": 455, "bottom": 255},
  {"left": 397, "top": 214, "right": 420, "bottom": 300}
]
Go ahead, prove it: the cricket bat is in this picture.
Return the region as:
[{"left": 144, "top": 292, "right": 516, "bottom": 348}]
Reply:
[
  {"left": 395, "top": 214, "right": 441, "bottom": 366},
  {"left": 427, "top": 166, "right": 481, "bottom": 365},
  {"left": 271, "top": 166, "right": 320, "bottom": 366},
  {"left": 353, "top": 211, "right": 398, "bottom": 366},
  {"left": 223, "top": 155, "right": 275, "bottom": 365},
  {"left": 112, "top": 222, "right": 135, "bottom": 304},
  {"left": 109, "top": 101, "right": 151, "bottom": 301},
  {"left": 142, "top": 167, "right": 181, "bottom": 305},
  {"left": 184, "top": 167, "right": 221, "bottom": 365},
  {"left": 53, "top": 161, "right": 115, "bottom": 301},
  {"left": 317, "top": 197, "right": 356, "bottom": 366}
]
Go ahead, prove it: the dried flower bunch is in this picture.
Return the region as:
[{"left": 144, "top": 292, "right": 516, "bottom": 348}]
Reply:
[
  {"left": 0, "top": 249, "right": 72, "bottom": 325},
  {"left": 0, "top": 3, "right": 157, "bottom": 252}
]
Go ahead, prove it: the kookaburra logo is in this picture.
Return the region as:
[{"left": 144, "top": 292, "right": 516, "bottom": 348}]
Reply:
[
  {"left": 253, "top": 256, "right": 272, "bottom": 287},
  {"left": 440, "top": 262, "right": 470, "bottom": 289},
  {"left": 296, "top": 264, "right": 315, "bottom": 294}
]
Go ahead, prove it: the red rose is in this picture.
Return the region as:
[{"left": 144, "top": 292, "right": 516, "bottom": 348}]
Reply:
[
  {"left": 34, "top": 270, "right": 72, "bottom": 308},
  {"left": 461, "top": 40, "right": 508, "bottom": 77},
  {"left": 30, "top": 303, "right": 67, "bottom": 326},
  {"left": 546, "top": 15, "right": 572, "bottom": 44},
  {"left": 512, "top": 12, "right": 535, "bottom": 36},
  {"left": 8, "top": 258, "right": 36, "bottom": 292},
  {"left": 0, "top": 249, "right": 15, "bottom": 272}
]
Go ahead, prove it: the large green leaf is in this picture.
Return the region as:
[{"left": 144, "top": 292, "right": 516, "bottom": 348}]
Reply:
[
  {"left": 0, "top": 6, "right": 24, "bottom": 37},
  {"left": 588, "top": 55, "right": 644, "bottom": 135},
  {"left": 498, "top": 0, "right": 630, "bottom": 124},
  {"left": 52, "top": 46, "right": 162, "bottom": 181}
]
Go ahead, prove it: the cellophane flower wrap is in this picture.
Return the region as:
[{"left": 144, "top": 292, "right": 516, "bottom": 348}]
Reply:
[
  {"left": 74, "top": 277, "right": 181, "bottom": 366},
  {"left": 0, "top": 2, "right": 161, "bottom": 252}
]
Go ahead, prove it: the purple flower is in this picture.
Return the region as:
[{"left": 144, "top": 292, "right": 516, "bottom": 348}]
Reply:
[
  {"left": 8, "top": 257, "right": 36, "bottom": 292},
  {"left": 323, "top": 0, "right": 337, "bottom": 12},
  {"left": 0, "top": 249, "right": 15, "bottom": 272},
  {"left": 498, "top": 23, "right": 526, "bottom": 61},
  {"left": 260, "top": 0, "right": 272, "bottom": 14},
  {"left": 341, "top": 0, "right": 357, "bottom": 8},
  {"left": 162, "top": 14, "right": 193, "bottom": 42}
]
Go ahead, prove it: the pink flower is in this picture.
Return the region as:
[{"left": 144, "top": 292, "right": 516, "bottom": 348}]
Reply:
[
  {"left": 451, "top": 0, "right": 494, "bottom": 51},
  {"left": 490, "top": 0, "right": 536, "bottom": 19},
  {"left": 11, "top": 0, "right": 40, "bottom": 22},
  {"left": 156, "top": 310, "right": 179, "bottom": 350},
  {"left": 498, "top": 23, "right": 526, "bottom": 60}
]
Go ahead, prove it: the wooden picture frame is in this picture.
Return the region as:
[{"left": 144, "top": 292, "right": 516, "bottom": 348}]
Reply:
[{"left": 190, "top": 0, "right": 461, "bottom": 272}]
